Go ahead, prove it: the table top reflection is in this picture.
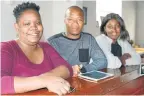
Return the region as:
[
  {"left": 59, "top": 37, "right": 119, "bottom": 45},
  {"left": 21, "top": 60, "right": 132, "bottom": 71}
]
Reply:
[{"left": 15, "top": 65, "right": 144, "bottom": 95}]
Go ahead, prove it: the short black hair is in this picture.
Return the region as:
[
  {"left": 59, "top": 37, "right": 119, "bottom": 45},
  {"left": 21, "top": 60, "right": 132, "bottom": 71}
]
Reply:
[
  {"left": 13, "top": 2, "right": 40, "bottom": 22},
  {"left": 100, "top": 13, "right": 130, "bottom": 41}
]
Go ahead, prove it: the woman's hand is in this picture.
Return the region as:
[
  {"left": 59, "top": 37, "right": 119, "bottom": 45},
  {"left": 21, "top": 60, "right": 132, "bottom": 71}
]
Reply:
[
  {"left": 120, "top": 53, "right": 131, "bottom": 65},
  {"left": 39, "top": 74, "right": 70, "bottom": 96}
]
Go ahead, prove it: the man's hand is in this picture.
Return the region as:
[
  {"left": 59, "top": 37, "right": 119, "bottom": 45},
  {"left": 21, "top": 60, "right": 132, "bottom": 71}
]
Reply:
[{"left": 72, "top": 65, "right": 81, "bottom": 77}]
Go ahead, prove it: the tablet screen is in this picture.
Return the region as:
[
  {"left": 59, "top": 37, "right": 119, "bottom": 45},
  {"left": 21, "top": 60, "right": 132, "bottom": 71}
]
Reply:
[
  {"left": 79, "top": 71, "right": 113, "bottom": 80},
  {"left": 82, "top": 71, "right": 108, "bottom": 79}
]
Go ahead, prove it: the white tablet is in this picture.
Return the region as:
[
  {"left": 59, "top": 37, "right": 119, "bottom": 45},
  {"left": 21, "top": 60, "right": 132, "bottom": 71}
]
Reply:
[{"left": 78, "top": 70, "right": 114, "bottom": 81}]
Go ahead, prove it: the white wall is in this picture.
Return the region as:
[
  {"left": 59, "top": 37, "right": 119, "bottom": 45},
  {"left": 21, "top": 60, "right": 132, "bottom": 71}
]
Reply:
[
  {"left": 1, "top": 1, "right": 17, "bottom": 42},
  {"left": 83, "top": 1, "right": 100, "bottom": 37},
  {"left": 122, "top": 1, "right": 136, "bottom": 41},
  {"left": 135, "top": 1, "right": 144, "bottom": 47},
  {"left": 122, "top": 1, "right": 144, "bottom": 47}
]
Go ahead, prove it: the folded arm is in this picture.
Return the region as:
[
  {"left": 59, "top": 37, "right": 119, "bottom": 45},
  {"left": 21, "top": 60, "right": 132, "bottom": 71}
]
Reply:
[
  {"left": 2, "top": 63, "right": 71, "bottom": 94},
  {"left": 1, "top": 42, "right": 72, "bottom": 94},
  {"left": 123, "top": 41, "right": 141, "bottom": 65},
  {"left": 14, "top": 65, "right": 70, "bottom": 93}
]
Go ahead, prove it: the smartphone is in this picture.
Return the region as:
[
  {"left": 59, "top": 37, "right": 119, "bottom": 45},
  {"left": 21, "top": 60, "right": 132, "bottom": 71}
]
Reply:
[{"left": 69, "top": 87, "right": 76, "bottom": 93}]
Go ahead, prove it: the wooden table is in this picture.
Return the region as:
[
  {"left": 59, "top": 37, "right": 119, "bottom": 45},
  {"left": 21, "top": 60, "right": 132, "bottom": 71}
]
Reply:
[{"left": 9, "top": 65, "right": 144, "bottom": 95}]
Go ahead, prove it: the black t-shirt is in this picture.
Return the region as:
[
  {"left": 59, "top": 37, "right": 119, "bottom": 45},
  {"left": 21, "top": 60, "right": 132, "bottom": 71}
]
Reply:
[{"left": 111, "top": 41, "right": 122, "bottom": 57}]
